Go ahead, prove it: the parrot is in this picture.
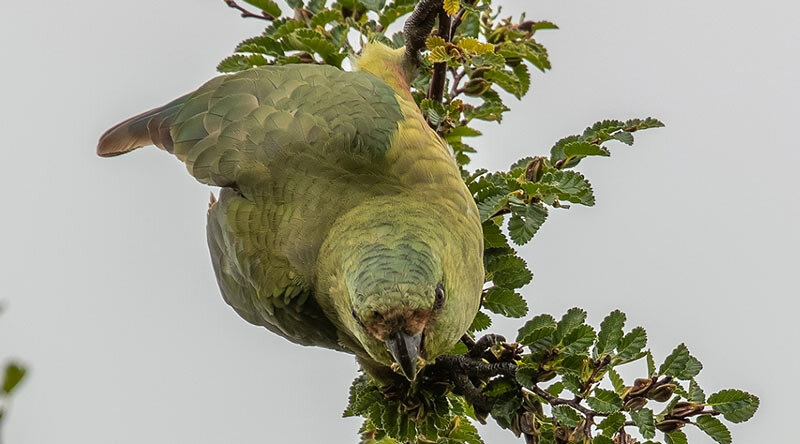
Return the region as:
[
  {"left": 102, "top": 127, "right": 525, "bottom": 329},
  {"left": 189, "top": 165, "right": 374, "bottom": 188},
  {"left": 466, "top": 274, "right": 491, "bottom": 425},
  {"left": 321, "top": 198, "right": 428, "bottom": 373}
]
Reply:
[{"left": 97, "top": 43, "right": 484, "bottom": 382}]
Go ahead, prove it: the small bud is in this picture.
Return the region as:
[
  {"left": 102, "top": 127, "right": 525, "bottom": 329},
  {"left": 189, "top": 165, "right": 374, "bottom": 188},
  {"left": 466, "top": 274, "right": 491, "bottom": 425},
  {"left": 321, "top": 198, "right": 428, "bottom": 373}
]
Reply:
[
  {"left": 647, "top": 384, "right": 676, "bottom": 402},
  {"left": 655, "top": 419, "right": 686, "bottom": 434}
]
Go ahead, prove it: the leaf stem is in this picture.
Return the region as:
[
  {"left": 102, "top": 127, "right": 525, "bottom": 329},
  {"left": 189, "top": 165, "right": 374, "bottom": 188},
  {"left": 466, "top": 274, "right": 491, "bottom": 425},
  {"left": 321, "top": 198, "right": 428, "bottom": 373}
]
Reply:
[{"left": 223, "top": 0, "right": 275, "bottom": 21}]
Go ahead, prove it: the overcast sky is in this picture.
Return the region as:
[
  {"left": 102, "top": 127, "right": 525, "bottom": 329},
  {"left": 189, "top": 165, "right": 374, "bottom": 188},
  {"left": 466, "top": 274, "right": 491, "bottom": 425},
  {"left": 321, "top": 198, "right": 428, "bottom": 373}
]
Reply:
[{"left": 0, "top": 1, "right": 797, "bottom": 443}]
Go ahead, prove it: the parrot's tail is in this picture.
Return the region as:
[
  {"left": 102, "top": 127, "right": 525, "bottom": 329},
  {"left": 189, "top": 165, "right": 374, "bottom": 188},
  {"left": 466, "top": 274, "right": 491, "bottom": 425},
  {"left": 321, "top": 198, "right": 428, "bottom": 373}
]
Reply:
[{"left": 97, "top": 94, "right": 188, "bottom": 157}]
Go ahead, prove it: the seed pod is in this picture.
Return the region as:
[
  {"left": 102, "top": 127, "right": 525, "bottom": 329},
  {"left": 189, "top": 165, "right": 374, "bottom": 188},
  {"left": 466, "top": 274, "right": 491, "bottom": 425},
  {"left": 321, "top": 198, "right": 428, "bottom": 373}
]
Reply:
[
  {"left": 648, "top": 384, "right": 677, "bottom": 402},
  {"left": 525, "top": 157, "right": 547, "bottom": 182},
  {"left": 629, "top": 378, "right": 653, "bottom": 397},
  {"left": 655, "top": 419, "right": 686, "bottom": 434},
  {"left": 623, "top": 397, "right": 648, "bottom": 411},
  {"left": 671, "top": 401, "right": 704, "bottom": 418},
  {"left": 464, "top": 78, "right": 492, "bottom": 97}
]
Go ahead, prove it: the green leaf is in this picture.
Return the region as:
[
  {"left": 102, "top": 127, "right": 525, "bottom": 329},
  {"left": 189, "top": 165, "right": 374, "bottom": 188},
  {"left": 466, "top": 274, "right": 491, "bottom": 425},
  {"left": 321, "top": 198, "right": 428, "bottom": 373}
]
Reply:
[
  {"left": 563, "top": 141, "right": 611, "bottom": 158},
  {"left": 687, "top": 379, "right": 706, "bottom": 403},
  {"left": 310, "top": 9, "right": 344, "bottom": 27},
  {"left": 630, "top": 408, "right": 656, "bottom": 439},
  {"left": 597, "top": 412, "right": 625, "bottom": 436},
  {"left": 484, "top": 68, "right": 523, "bottom": 98},
  {"left": 587, "top": 388, "right": 622, "bottom": 414},
  {"left": 553, "top": 307, "right": 588, "bottom": 343},
  {"left": 533, "top": 170, "right": 595, "bottom": 206},
  {"left": 469, "top": 311, "right": 492, "bottom": 333},
  {"left": 445, "top": 126, "right": 483, "bottom": 142},
  {"left": 695, "top": 415, "right": 732, "bottom": 444},
  {"left": 517, "top": 314, "right": 556, "bottom": 344},
  {"left": 358, "top": 0, "right": 386, "bottom": 11},
  {"left": 449, "top": 341, "right": 469, "bottom": 355},
  {"left": 551, "top": 405, "right": 582, "bottom": 428},
  {"left": 477, "top": 193, "right": 508, "bottom": 222},
  {"left": 343, "top": 375, "right": 381, "bottom": 417},
  {"left": 235, "top": 35, "right": 284, "bottom": 56},
  {"left": 659, "top": 344, "right": 702, "bottom": 379},
  {"left": 482, "top": 287, "right": 528, "bottom": 318},
  {"left": 625, "top": 117, "right": 665, "bottom": 131},
  {"left": 482, "top": 221, "right": 509, "bottom": 248},
  {"left": 507, "top": 201, "right": 548, "bottom": 245},
  {"left": 243, "top": 0, "right": 282, "bottom": 17},
  {"left": 2, "top": 362, "right": 26, "bottom": 395},
  {"left": 560, "top": 325, "right": 595, "bottom": 354},
  {"left": 443, "top": 0, "right": 460, "bottom": 15},
  {"left": 612, "top": 131, "right": 634, "bottom": 145},
  {"left": 379, "top": 4, "right": 415, "bottom": 28},
  {"left": 546, "top": 382, "right": 565, "bottom": 397},
  {"left": 560, "top": 374, "right": 583, "bottom": 395},
  {"left": 512, "top": 64, "right": 530, "bottom": 96},
  {"left": 447, "top": 417, "right": 484, "bottom": 444},
  {"left": 217, "top": 54, "right": 268, "bottom": 73},
  {"left": 665, "top": 430, "right": 688, "bottom": 444},
  {"left": 707, "top": 389, "right": 759, "bottom": 423},
  {"left": 646, "top": 350, "right": 656, "bottom": 377},
  {"left": 615, "top": 327, "right": 647, "bottom": 362},
  {"left": 607, "top": 368, "right": 626, "bottom": 396},
  {"left": 487, "top": 254, "right": 532, "bottom": 289},
  {"left": 593, "top": 436, "right": 614, "bottom": 444},
  {"left": 594, "top": 310, "right": 626, "bottom": 357}
]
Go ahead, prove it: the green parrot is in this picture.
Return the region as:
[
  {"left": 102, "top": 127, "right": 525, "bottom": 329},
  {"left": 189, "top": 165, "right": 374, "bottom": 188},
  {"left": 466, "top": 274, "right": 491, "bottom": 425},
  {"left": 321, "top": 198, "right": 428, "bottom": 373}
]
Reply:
[{"left": 97, "top": 43, "right": 484, "bottom": 381}]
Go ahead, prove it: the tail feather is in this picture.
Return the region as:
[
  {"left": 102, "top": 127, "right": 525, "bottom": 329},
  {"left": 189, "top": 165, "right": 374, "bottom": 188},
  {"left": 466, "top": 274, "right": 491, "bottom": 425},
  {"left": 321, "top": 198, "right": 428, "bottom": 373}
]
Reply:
[{"left": 97, "top": 96, "right": 187, "bottom": 157}]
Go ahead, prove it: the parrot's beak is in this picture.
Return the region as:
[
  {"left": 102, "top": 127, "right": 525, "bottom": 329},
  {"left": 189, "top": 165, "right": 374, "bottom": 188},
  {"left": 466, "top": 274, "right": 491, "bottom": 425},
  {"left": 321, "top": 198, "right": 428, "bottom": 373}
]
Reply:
[{"left": 385, "top": 330, "right": 423, "bottom": 380}]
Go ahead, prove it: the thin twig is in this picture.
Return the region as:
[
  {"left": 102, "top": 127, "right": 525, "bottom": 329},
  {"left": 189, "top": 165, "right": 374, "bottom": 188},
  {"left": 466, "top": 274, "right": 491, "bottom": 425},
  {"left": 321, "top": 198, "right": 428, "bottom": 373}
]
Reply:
[
  {"left": 223, "top": 0, "right": 275, "bottom": 21},
  {"left": 427, "top": 10, "right": 451, "bottom": 103}
]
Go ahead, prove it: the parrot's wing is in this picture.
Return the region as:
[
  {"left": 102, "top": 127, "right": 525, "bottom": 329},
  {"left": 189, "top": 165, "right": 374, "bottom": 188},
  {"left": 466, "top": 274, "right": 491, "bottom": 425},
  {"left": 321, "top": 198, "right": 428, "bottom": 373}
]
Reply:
[
  {"left": 98, "top": 64, "right": 407, "bottom": 351},
  {"left": 98, "top": 64, "right": 404, "bottom": 189}
]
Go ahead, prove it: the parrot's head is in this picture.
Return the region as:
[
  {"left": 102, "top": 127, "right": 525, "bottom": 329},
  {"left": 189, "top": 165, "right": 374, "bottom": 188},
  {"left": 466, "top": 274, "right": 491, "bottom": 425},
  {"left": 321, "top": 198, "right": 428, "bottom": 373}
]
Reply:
[{"left": 342, "top": 241, "right": 472, "bottom": 381}]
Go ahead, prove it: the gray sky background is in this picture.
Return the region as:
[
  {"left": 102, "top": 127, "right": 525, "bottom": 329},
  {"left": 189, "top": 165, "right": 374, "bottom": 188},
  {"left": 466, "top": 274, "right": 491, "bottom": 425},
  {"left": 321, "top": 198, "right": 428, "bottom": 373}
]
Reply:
[{"left": 1, "top": 1, "right": 797, "bottom": 443}]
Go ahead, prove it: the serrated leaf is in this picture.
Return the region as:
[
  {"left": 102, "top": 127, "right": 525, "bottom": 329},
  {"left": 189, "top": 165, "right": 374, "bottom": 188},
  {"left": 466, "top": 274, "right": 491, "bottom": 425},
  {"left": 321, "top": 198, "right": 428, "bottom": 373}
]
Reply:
[
  {"left": 532, "top": 170, "right": 595, "bottom": 206},
  {"left": 528, "top": 21, "right": 559, "bottom": 33},
  {"left": 646, "top": 351, "right": 656, "bottom": 377},
  {"left": 687, "top": 379, "right": 706, "bottom": 403},
  {"left": 445, "top": 126, "right": 483, "bottom": 142},
  {"left": 630, "top": 408, "right": 656, "bottom": 439},
  {"left": 594, "top": 310, "right": 626, "bottom": 357},
  {"left": 695, "top": 415, "right": 731, "bottom": 444},
  {"left": 563, "top": 141, "right": 611, "bottom": 158},
  {"left": 217, "top": 54, "right": 268, "bottom": 73},
  {"left": 561, "top": 325, "right": 595, "bottom": 354},
  {"left": 482, "top": 221, "right": 509, "bottom": 248},
  {"left": 553, "top": 307, "right": 588, "bottom": 343},
  {"left": 243, "top": 0, "right": 282, "bottom": 17},
  {"left": 512, "top": 64, "right": 530, "bottom": 96},
  {"left": 625, "top": 117, "right": 665, "bottom": 131},
  {"left": 444, "top": 0, "right": 460, "bottom": 15},
  {"left": 587, "top": 388, "right": 622, "bottom": 414},
  {"left": 612, "top": 131, "right": 634, "bottom": 145},
  {"left": 597, "top": 412, "right": 626, "bottom": 437},
  {"left": 482, "top": 287, "right": 528, "bottom": 318},
  {"left": 358, "top": 0, "right": 386, "bottom": 11},
  {"left": 659, "top": 344, "right": 702, "bottom": 379},
  {"left": 426, "top": 35, "right": 447, "bottom": 49},
  {"left": 447, "top": 417, "right": 484, "bottom": 444},
  {"left": 707, "top": 389, "right": 759, "bottom": 423},
  {"left": 484, "top": 68, "right": 523, "bottom": 98},
  {"left": 488, "top": 254, "right": 533, "bottom": 289},
  {"left": 561, "top": 374, "right": 583, "bottom": 395},
  {"left": 607, "top": 368, "right": 626, "bottom": 396},
  {"left": 458, "top": 37, "right": 494, "bottom": 54},
  {"left": 507, "top": 202, "right": 548, "bottom": 245},
  {"left": 665, "top": 430, "right": 688, "bottom": 444},
  {"left": 468, "top": 311, "right": 492, "bottom": 333},
  {"left": 235, "top": 35, "right": 284, "bottom": 56},
  {"left": 593, "top": 436, "right": 614, "bottom": 444},
  {"left": 615, "top": 327, "right": 647, "bottom": 362},
  {"left": 517, "top": 314, "right": 556, "bottom": 343},
  {"left": 310, "top": 9, "right": 343, "bottom": 27},
  {"left": 552, "top": 405, "right": 582, "bottom": 428},
  {"left": 2, "top": 362, "right": 26, "bottom": 395}
]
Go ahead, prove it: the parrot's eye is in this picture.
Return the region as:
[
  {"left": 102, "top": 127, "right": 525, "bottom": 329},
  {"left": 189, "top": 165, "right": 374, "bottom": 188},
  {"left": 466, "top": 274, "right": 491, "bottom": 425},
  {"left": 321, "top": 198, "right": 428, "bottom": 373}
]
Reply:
[{"left": 434, "top": 283, "right": 445, "bottom": 310}]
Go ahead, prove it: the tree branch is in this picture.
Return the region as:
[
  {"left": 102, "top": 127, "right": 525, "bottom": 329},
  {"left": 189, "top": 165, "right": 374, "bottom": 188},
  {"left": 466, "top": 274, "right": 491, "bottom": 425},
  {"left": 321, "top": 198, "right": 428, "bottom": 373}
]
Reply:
[
  {"left": 426, "top": 10, "right": 451, "bottom": 103},
  {"left": 223, "top": 0, "right": 275, "bottom": 21}
]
